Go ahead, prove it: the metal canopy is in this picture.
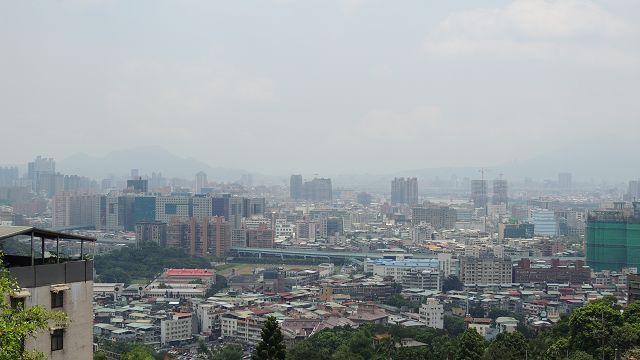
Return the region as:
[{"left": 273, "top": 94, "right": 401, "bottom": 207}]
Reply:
[{"left": 0, "top": 226, "right": 96, "bottom": 242}]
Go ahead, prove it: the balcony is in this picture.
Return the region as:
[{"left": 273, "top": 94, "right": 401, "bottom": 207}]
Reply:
[{"left": 1, "top": 226, "right": 96, "bottom": 288}]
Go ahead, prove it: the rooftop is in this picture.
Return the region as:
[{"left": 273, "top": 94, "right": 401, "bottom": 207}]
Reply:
[
  {"left": 0, "top": 226, "right": 96, "bottom": 242},
  {"left": 164, "top": 269, "right": 213, "bottom": 277}
]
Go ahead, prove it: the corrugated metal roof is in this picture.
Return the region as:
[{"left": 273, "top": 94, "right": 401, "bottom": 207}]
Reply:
[{"left": 0, "top": 226, "right": 96, "bottom": 241}]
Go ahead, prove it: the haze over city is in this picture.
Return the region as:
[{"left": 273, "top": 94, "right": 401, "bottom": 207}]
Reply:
[{"left": 2, "top": 0, "right": 639, "bottom": 177}]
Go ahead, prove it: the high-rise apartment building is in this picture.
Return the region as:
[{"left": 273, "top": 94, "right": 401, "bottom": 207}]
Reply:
[
  {"left": 470, "top": 180, "right": 488, "bottom": 209},
  {"left": 391, "top": 177, "right": 419, "bottom": 205},
  {"left": 27, "top": 155, "right": 55, "bottom": 192},
  {"left": 167, "top": 216, "right": 231, "bottom": 257},
  {"left": 0, "top": 166, "right": 18, "bottom": 187},
  {"left": 290, "top": 175, "right": 303, "bottom": 200},
  {"left": 52, "top": 193, "right": 97, "bottom": 228},
  {"left": 195, "top": 172, "right": 207, "bottom": 194},
  {"left": 492, "top": 179, "right": 508, "bottom": 206},
  {"left": 558, "top": 172, "right": 572, "bottom": 189}
]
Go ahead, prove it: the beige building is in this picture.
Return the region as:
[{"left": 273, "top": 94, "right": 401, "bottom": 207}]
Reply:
[
  {"left": 459, "top": 256, "right": 513, "bottom": 285},
  {"left": 1, "top": 226, "right": 95, "bottom": 360},
  {"left": 160, "top": 312, "right": 193, "bottom": 345}
]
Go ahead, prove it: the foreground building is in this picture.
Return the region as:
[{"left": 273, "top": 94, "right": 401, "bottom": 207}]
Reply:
[{"left": 1, "top": 226, "right": 95, "bottom": 360}]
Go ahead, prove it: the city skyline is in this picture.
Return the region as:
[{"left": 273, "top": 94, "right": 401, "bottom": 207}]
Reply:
[{"left": 1, "top": 0, "right": 639, "bottom": 175}]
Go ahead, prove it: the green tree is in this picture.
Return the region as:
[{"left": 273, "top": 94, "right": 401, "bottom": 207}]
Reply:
[
  {"left": 253, "top": 316, "right": 286, "bottom": 360},
  {"left": 121, "top": 345, "right": 155, "bottom": 360},
  {"left": 205, "top": 274, "right": 228, "bottom": 297},
  {"left": 431, "top": 335, "right": 455, "bottom": 360},
  {"left": 444, "top": 315, "right": 466, "bottom": 336},
  {"left": 568, "top": 298, "right": 623, "bottom": 357},
  {"left": 0, "top": 256, "right": 67, "bottom": 360},
  {"left": 344, "top": 330, "right": 375, "bottom": 359},
  {"left": 484, "top": 332, "right": 527, "bottom": 360},
  {"left": 215, "top": 344, "right": 243, "bottom": 360},
  {"left": 456, "top": 328, "right": 485, "bottom": 360},
  {"left": 442, "top": 275, "right": 464, "bottom": 292},
  {"left": 624, "top": 301, "right": 640, "bottom": 324},
  {"left": 569, "top": 350, "right": 595, "bottom": 360},
  {"left": 544, "top": 337, "right": 569, "bottom": 360},
  {"left": 93, "top": 351, "right": 107, "bottom": 360}
]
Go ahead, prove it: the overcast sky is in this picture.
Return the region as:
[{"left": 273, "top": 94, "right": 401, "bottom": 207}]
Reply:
[{"left": 1, "top": 0, "right": 638, "bottom": 175}]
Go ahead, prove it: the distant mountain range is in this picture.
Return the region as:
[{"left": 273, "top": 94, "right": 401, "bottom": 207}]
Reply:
[
  {"left": 34, "top": 138, "right": 640, "bottom": 189},
  {"left": 57, "top": 146, "right": 253, "bottom": 183}
]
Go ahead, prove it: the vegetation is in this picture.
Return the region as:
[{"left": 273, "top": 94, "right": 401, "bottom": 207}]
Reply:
[
  {"left": 95, "top": 341, "right": 165, "bottom": 360},
  {"left": 205, "top": 274, "right": 229, "bottom": 297},
  {"left": 384, "top": 294, "right": 420, "bottom": 312},
  {"left": 253, "top": 316, "right": 286, "bottom": 360},
  {"left": 198, "top": 341, "right": 244, "bottom": 360},
  {"left": 442, "top": 275, "right": 463, "bottom": 292},
  {"left": 0, "top": 256, "right": 67, "bottom": 360},
  {"left": 95, "top": 243, "right": 210, "bottom": 283},
  {"left": 287, "top": 297, "right": 640, "bottom": 359}
]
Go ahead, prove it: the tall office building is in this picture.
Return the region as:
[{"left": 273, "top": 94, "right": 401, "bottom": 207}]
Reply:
[
  {"left": 625, "top": 180, "right": 640, "bottom": 201},
  {"left": 470, "top": 180, "right": 488, "bottom": 209},
  {"left": 155, "top": 196, "right": 191, "bottom": 222},
  {"left": 558, "top": 172, "right": 572, "bottom": 189},
  {"left": 126, "top": 177, "right": 148, "bottom": 193},
  {"left": 0, "top": 166, "right": 18, "bottom": 186},
  {"left": 391, "top": 177, "right": 418, "bottom": 205},
  {"left": 492, "top": 179, "right": 508, "bottom": 206},
  {"left": 303, "top": 178, "right": 332, "bottom": 202},
  {"left": 290, "top": 175, "right": 303, "bottom": 200},
  {"left": 243, "top": 197, "right": 266, "bottom": 218},
  {"left": 135, "top": 221, "right": 167, "bottom": 247},
  {"left": 195, "top": 171, "right": 207, "bottom": 194},
  {"left": 531, "top": 208, "right": 558, "bottom": 236}
]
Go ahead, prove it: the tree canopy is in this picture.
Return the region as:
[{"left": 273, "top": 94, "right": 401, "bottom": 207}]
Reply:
[{"left": 253, "top": 316, "right": 286, "bottom": 360}]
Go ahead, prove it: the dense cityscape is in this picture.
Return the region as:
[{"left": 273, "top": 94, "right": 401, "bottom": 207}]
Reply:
[
  {"left": 2, "top": 1, "right": 640, "bottom": 359},
  {"left": 2, "top": 155, "right": 640, "bottom": 359}
]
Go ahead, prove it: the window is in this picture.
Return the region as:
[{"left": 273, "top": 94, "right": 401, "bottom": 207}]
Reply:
[
  {"left": 51, "top": 291, "right": 64, "bottom": 308},
  {"left": 51, "top": 329, "right": 64, "bottom": 351}
]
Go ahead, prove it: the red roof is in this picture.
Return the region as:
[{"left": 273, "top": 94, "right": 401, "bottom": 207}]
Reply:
[{"left": 164, "top": 269, "right": 213, "bottom": 277}]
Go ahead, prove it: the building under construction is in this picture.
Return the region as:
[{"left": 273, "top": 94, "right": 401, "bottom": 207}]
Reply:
[
  {"left": 470, "top": 180, "right": 488, "bottom": 209},
  {"left": 586, "top": 202, "right": 640, "bottom": 272}
]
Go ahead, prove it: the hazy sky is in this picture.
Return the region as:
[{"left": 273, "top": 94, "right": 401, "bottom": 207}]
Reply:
[{"left": 1, "top": 0, "right": 639, "bottom": 175}]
